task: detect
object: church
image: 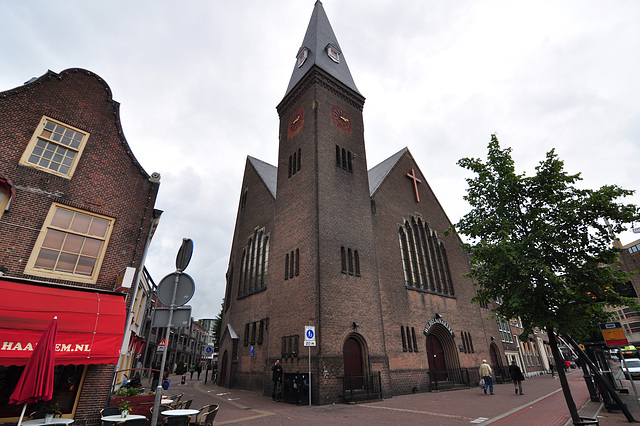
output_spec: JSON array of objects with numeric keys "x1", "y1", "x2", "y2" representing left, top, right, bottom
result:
[{"x1": 218, "y1": 1, "x2": 506, "y2": 404}]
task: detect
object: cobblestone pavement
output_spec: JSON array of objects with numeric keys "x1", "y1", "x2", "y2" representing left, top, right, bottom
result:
[{"x1": 155, "y1": 368, "x2": 640, "y2": 425}]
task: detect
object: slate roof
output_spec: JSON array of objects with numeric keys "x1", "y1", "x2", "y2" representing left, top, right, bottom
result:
[
  {"x1": 368, "y1": 147, "x2": 409, "y2": 196},
  {"x1": 284, "y1": 1, "x2": 360, "y2": 97},
  {"x1": 248, "y1": 156, "x2": 277, "y2": 198},
  {"x1": 248, "y1": 148, "x2": 410, "y2": 200}
]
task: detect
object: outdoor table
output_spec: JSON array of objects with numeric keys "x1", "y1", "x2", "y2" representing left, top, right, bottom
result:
[
  {"x1": 100, "y1": 414, "x2": 147, "y2": 422},
  {"x1": 160, "y1": 409, "x2": 199, "y2": 417},
  {"x1": 21, "y1": 419, "x2": 74, "y2": 426}
]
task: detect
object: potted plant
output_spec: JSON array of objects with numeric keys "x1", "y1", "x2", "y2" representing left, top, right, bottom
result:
[
  {"x1": 37, "y1": 401, "x2": 60, "y2": 424},
  {"x1": 118, "y1": 400, "x2": 132, "y2": 418}
]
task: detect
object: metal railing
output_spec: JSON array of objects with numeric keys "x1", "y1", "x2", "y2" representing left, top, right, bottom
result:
[
  {"x1": 427, "y1": 368, "x2": 471, "y2": 391},
  {"x1": 340, "y1": 372, "x2": 382, "y2": 403}
]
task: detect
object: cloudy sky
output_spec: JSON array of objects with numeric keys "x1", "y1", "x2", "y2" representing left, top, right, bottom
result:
[{"x1": 2, "y1": 1, "x2": 639, "y2": 319}]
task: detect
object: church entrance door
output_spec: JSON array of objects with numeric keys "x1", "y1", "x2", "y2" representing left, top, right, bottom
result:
[
  {"x1": 220, "y1": 350, "x2": 228, "y2": 387},
  {"x1": 343, "y1": 337, "x2": 363, "y2": 388},
  {"x1": 426, "y1": 334, "x2": 447, "y2": 381}
]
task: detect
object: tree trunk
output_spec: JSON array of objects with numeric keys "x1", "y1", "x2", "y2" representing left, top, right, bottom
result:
[{"x1": 548, "y1": 328, "x2": 580, "y2": 424}]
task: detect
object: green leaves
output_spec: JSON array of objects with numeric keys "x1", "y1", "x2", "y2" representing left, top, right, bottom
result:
[{"x1": 454, "y1": 134, "x2": 640, "y2": 337}]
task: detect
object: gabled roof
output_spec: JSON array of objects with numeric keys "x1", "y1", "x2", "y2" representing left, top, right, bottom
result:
[
  {"x1": 284, "y1": 1, "x2": 360, "y2": 97},
  {"x1": 248, "y1": 156, "x2": 277, "y2": 198},
  {"x1": 368, "y1": 147, "x2": 409, "y2": 196}
]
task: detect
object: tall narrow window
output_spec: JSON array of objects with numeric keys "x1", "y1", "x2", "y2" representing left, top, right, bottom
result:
[
  {"x1": 406, "y1": 326, "x2": 413, "y2": 352},
  {"x1": 258, "y1": 320, "x2": 264, "y2": 344},
  {"x1": 285, "y1": 253, "x2": 290, "y2": 280},
  {"x1": 295, "y1": 248, "x2": 300, "y2": 276},
  {"x1": 238, "y1": 228, "x2": 269, "y2": 296},
  {"x1": 348, "y1": 248, "x2": 353, "y2": 275},
  {"x1": 401, "y1": 326, "x2": 407, "y2": 352},
  {"x1": 354, "y1": 250, "x2": 360, "y2": 276},
  {"x1": 297, "y1": 148, "x2": 301, "y2": 172},
  {"x1": 341, "y1": 148, "x2": 347, "y2": 169},
  {"x1": 336, "y1": 145, "x2": 341, "y2": 167},
  {"x1": 347, "y1": 151, "x2": 353, "y2": 173},
  {"x1": 411, "y1": 327, "x2": 418, "y2": 352},
  {"x1": 289, "y1": 251, "x2": 295, "y2": 279}
]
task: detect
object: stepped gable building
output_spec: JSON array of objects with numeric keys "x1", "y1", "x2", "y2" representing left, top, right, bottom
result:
[
  {"x1": 218, "y1": 2, "x2": 505, "y2": 404},
  {"x1": 0, "y1": 68, "x2": 161, "y2": 424}
]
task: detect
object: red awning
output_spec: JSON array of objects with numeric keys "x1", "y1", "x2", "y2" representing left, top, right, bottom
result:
[{"x1": 0, "y1": 281, "x2": 126, "y2": 366}]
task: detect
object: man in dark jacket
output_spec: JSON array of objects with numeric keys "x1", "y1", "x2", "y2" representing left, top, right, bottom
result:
[
  {"x1": 272, "y1": 359, "x2": 283, "y2": 401},
  {"x1": 509, "y1": 359, "x2": 525, "y2": 395}
]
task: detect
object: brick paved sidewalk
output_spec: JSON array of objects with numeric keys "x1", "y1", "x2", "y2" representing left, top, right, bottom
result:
[{"x1": 158, "y1": 369, "x2": 640, "y2": 425}]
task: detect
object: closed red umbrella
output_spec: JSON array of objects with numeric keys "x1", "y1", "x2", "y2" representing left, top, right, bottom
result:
[{"x1": 10, "y1": 316, "x2": 57, "y2": 425}]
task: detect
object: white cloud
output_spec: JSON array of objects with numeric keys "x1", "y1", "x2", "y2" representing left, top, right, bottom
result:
[{"x1": 2, "y1": 0, "x2": 639, "y2": 318}]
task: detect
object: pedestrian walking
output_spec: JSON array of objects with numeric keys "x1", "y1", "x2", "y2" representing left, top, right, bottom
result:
[
  {"x1": 509, "y1": 359, "x2": 525, "y2": 395},
  {"x1": 150, "y1": 364, "x2": 160, "y2": 390},
  {"x1": 189, "y1": 363, "x2": 196, "y2": 379},
  {"x1": 549, "y1": 362, "x2": 555, "y2": 378},
  {"x1": 196, "y1": 362, "x2": 202, "y2": 380},
  {"x1": 479, "y1": 359, "x2": 494, "y2": 395},
  {"x1": 272, "y1": 359, "x2": 283, "y2": 401}
]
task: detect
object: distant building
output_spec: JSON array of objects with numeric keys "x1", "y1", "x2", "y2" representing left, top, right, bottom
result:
[
  {"x1": 218, "y1": 3, "x2": 505, "y2": 404},
  {"x1": 0, "y1": 69, "x2": 160, "y2": 424},
  {"x1": 607, "y1": 238, "x2": 640, "y2": 345}
]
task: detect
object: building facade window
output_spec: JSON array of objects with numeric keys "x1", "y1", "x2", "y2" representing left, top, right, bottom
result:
[
  {"x1": 496, "y1": 317, "x2": 514, "y2": 343},
  {"x1": 284, "y1": 249, "x2": 300, "y2": 280},
  {"x1": 401, "y1": 326, "x2": 418, "y2": 353},
  {"x1": 288, "y1": 148, "x2": 301, "y2": 178},
  {"x1": 335, "y1": 145, "x2": 353, "y2": 173},
  {"x1": 24, "y1": 203, "x2": 114, "y2": 283},
  {"x1": 340, "y1": 246, "x2": 360, "y2": 276},
  {"x1": 281, "y1": 335, "x2": 299, "y2": 359},
  {"x1": 19, "y1": 116, "x2": 89, "y2": 179},
  {"x1": 238, "y1": 228, "x2": 269, "y2": 297},
  {"x1": 398, "y1": 216, "x2": 454, "y2": 296}
]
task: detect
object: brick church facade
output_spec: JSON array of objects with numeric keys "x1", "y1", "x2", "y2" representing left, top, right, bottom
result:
[{"x1": 218, "y1": 1, "x2": 505, "y2": 404}]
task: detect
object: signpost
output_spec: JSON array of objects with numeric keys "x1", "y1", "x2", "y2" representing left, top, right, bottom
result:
[
  {"x1": 304, "y1": 326, "x2": 315, "y2": 406},
  {"x1": 151, "y1": 238, "x2": 195, "y2": 426},
  {"x1": 601, "y1": 322, "x2": 628, "y2": 347}
]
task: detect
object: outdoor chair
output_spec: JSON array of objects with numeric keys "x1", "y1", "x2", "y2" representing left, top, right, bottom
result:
[
  {"x1": 190, "y1": 405, "x2": 212, "y2": 425},
  {"x1": 181, "y1": 399, "x2": 193, "y2": 409},
  {"x1": 200, "y1": 406, "x2": 218, "y2": 426},
  {"x1": 163, "y1": 415, "x2": 191, "y2": 426},
  {"x1": 168, "y1": 394, "x2": 183, "y2": 405},
  {"x1": 101, "y1": 406, "x2": 122, "y2": 426}
]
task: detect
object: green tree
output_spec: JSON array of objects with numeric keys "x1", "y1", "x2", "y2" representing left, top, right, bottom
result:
[
  {"x1": 451, "y1": 135, "x2": 639, "y2": 423},
  {"x1": 212, "y1": 299, "x2": 224, "y2": 351}
]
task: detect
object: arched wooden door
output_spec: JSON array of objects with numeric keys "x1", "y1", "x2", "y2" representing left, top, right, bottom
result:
[
  {"x1": 426, "y1": 334, "x2": 447, "y2": 381},
  {"x1": 343, "y1": 337, "x2": 363, "y2": 388},
  {"x1": 490, "y1": 344, "x2": 501, "y2": 377},
  {"x1": 219, "y1": 350, "x2": 228, "y2": 387}
]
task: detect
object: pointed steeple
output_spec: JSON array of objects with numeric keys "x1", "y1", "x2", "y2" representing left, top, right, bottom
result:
[{"x1": 284, "y1": 1, "x2": 360, "y2": 97}]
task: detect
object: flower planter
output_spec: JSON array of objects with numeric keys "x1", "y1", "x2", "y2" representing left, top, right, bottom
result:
[{"x1": 110, "y1": 395, "x2": 155, "y2": 420}]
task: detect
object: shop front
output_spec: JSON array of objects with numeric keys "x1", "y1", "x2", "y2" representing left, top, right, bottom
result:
[{"x1": 0, "y1": 280, "x2": 126, "y2": 422}]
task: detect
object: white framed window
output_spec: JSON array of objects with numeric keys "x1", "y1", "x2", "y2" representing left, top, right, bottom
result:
[
  {"x1": 25, "y1": 203, "x2": 114, "y2": 283},
  {"x1": 19, "y1": 116, "x2": 89, "y2": 179}
]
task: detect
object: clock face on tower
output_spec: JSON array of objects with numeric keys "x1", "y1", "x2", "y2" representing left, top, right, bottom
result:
[
  {"x1": 288, "y1": 107, "x2": 304, "y2": 138},
  {"x1": 332, "y1": 105, "x2": 351, "y2": 130}
]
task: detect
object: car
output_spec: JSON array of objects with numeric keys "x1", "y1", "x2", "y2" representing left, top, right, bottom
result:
[{"x1": 621, "y1": 358, "x2": 640, "y2": 380}]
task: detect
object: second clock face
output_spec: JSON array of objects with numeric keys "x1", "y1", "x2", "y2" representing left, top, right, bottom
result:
[
  {"x1": 288, "y1": 108, "x2": 304, "y2": 138},
  {"x1": 332, "y1": 106, "x2": 351, "y2": 130}
]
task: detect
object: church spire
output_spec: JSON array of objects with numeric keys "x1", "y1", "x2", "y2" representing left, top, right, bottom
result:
[{"x1": 284, "y1": 1, "x2": 360, "y2": 97}]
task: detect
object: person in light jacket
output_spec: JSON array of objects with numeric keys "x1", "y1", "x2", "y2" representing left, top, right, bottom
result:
[{"x1": 479, "y1": 359, "x2": 494, "y2": 395}]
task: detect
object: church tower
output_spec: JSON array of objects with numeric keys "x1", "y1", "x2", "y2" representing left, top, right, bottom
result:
[
  {"x1": 272, "y1": 0, "x2": 387, "y2": 402},
  {"x1": 219, "y1": 1, "x2": 507, "y2": 405}
]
